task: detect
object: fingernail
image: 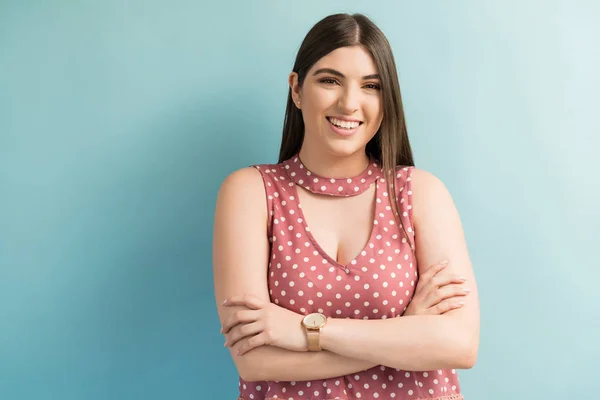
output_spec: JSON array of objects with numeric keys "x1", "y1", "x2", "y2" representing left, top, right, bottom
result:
[
  {"x1": 222, "y1": 299, "x2": 227, "y2": 305},
  {"x1": 224, "y1": 341, "x2": 227, "y2": 347},
  {"x1": 459, "y1": 277, "x2": 467, "y2": 282},
  {"x1": 457, "y1": 301, "x2": 465, "y2": 306},
  {"x1": 440, "y1": 260, "x2": 448, "y2": 266},
  {"x1": 463, "y1": 288, "x2": 471, "y2": 293}
]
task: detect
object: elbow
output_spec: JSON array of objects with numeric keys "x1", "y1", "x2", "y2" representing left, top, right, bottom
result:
[
  {"x1": 457, "y1": 347, "x2": 477, "y2": 369},
  {"x1": 237, "y1": 362, "x2": 262, "y2": 383},
  {"x1": 445, "y1": 317, "x2": 479, "y2": 370},
  {"x1": 239, "y1": 369, "x2": 260, "y2": 383},
  {"x1": 234, "y1": 354, "x2": 265, "y2": 382},
  {"x1": 455, "y1": 336, "x2": 478, "y2": 370}
]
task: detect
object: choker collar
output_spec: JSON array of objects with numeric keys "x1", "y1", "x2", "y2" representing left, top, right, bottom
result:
[{"x1": 282, "y1": 154, "x2": 381, "y2": 197}]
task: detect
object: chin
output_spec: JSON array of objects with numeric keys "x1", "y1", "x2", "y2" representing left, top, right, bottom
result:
[
  {"x1": 322, "y1": 140, "x2": 367, "y2": 158},
  {"x1": 324, "y1": 134, "x2": 374, "y2": 158}
]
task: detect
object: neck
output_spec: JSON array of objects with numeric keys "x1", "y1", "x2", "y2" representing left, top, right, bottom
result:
[{"x1": 298, "y1": 146, "x2": 370, "y2": 179}]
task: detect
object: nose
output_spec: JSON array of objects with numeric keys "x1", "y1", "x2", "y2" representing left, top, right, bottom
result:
[{"x1": 337, "y1": 85, "x2": 360, "y2": 114}]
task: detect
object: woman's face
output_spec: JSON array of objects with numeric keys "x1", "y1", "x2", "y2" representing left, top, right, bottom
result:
[{"x1": 290, "y1": 45, "x2": 384, "y2": 158}]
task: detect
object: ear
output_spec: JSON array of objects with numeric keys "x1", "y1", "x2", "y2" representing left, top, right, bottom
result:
[{"x1": 288, "y1": 72, "x2": 301, "y2": 108}]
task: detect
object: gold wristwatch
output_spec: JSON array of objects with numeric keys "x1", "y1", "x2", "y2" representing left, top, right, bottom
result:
[{"x1": 301, "y1": 313, "x2": 328, "y2": 351}]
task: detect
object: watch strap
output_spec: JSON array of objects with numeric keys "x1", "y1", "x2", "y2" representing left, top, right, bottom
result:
[{"x1": 306, "y1": 328, "x2": 321, "y2": 351}]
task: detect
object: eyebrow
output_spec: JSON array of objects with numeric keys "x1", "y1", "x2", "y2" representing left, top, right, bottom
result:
[{"x1": 312, "y1": 68, "x2": 380, "y2": 80}]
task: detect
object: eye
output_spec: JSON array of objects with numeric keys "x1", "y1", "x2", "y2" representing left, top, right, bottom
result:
[
  {"x1": 319, "y1": 77, "x2": 339, "y2": 85},
  {"x1": 364, "y1": 83, "x2": 381, "y2": 90}
]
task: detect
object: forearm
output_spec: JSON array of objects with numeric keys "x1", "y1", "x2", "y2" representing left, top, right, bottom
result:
[
  {"x1": 320, "y1": 315, "x2": 478, "y2": 371},
  {"x1": 233, "y1": 345, "x2": 377, "y2": 382}
]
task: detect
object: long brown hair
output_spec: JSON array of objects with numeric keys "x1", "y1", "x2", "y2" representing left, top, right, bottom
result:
[{"x1": 278, "y1": 13, "x2": 416, "y2": 249}]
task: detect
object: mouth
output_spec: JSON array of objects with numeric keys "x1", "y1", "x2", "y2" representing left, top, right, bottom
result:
[{"x1": 326, "y1": 117, "x2": 363, "y2": 130}]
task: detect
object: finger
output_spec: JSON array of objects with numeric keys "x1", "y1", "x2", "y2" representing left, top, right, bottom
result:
[
  {"x1": 225, "y1": 321, "x2": 263, "y2": 348},
  {"x1": 221, "y1": 309, "x2": 261, "y2": 334},
  {"x1": 425, "y1": 284, "x2": 470, "y2": 306},
  {"x1": 222, "y1": 294, "x2": 264, "y2": 310},
  {"x1": 430, "y1": 274, "x2": 467, "y2": 289},
  {"x1": 421, "y1": 260, "x2": 448, "y2": 281},
  {"x1": 237, "y1": 330, "x2": 271, "y2": 356},
  {"x1": 413, "y1": 262, "x2": 449, "y2": 295},
  {"x1": 430, "y1": 298, "x2": 466, "y2": 315}
]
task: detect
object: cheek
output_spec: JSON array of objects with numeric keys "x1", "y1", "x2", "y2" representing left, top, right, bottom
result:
[
  {"x1": 365, "y1": 98, "x2": 383, "y2": 128},
  {"x1": 302, "y1": 96, "x2": 334, "y2": 132},
  {"x1": 306, "y1": 87, "x2": 337, "y2": 114},
  {"x1": 363, "y1": 111, "x2": 383, "y2": 141},
  {"x1": 371, "y1": 98, "x2": 384, "y2": 121}
]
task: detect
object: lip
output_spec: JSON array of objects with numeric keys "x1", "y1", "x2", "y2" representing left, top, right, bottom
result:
[
  {"x1": 326, "y1": 117, "x2": 362, "y2": 136},
  {"x1": 327, "y1": 116, "x2": 363, "y2": 123}
]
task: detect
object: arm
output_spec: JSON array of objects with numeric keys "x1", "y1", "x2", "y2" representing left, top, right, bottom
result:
[
  {"x1": 212, "y1": 167, "x2": 376, "y2": 382},
  {"x1": 228, "y1": 345, "x2": 376, "y2": 382},
  {"x1": 319, "y1": 168, "x2": 480, "y2": 371}
]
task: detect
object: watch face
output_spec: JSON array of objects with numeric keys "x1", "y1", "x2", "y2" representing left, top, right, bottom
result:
[{"x1": 303, "y1": 313, "x2": 327, "y2": 328}]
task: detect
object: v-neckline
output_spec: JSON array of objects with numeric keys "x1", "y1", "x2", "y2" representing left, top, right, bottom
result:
[{"x1": 290, "y1": 179, "x2": 381, "y2": 271}]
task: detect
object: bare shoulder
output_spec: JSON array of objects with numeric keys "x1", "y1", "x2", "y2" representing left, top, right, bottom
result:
[
  {"x1": 410, "y1": 167, "x2": 448, "y2": 195},
  {"x1": 215, "y1": 166, "x2": 268, "y2": 215},
  {"x1": 409, "y1": 168, "x2": 456, "y2": 220},
  {"x1": 218, "y1": 166, "x2": 265, "y2": 201}
]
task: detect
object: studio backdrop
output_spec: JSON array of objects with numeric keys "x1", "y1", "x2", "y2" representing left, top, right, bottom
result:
[{"x1": 1, "y1": 1, "x2": 598, "y2": 399}]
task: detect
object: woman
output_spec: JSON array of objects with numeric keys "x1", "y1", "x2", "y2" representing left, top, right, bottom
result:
[{"x1": 213, "y1": 13, "x2": 479, "y2": 400}]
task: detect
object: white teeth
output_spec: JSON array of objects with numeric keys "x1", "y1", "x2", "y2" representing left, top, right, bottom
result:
[{"x1": 329, "y1": 117, "x2": 360, "y2": 129}]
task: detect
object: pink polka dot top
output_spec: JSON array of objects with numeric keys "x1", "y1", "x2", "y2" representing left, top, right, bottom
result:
[{"x1": 237, "y1": 154, "x2": 462, "y2": 400}]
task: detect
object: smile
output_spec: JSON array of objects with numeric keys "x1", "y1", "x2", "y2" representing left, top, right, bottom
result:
[
  {"x1": 327, "y1": 117, "x2": 362, "y2": 129},
  {"x1": 326, "y1": 117, "x2": 363, "y2": 136}
]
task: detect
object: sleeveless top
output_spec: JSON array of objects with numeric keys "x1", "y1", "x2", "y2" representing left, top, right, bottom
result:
[{"x1": 237, "y1": 154, "x2": 462, "y2": 400}]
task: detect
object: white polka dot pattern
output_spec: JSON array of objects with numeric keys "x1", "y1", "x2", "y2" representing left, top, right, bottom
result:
[{"x1": 237, "y1": 156, "x2": 462, "y2": 400}]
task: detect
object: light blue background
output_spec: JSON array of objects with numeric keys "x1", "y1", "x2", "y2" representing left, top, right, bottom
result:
[{"x1": 1, "y1": 1, "x2": 599, "y2": 399}]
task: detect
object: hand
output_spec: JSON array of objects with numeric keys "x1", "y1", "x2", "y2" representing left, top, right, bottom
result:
[
  {"x1": 404, "y1": 260, "x2": 470, "y2": 316},
  {"x1": 221, "y1": 294, "x2": 308, "y2": 355}
]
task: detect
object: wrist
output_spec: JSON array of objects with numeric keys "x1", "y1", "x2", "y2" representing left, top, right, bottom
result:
[
  {"x1": 299, "y1": 315, "x2": 309, "y2": 351},
  {"x1": 319, "y1": 317, "x2": 337, "y2": 350},
  {"x1": 301, "y1": 313, "x2": 330, "y2": 352}
]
